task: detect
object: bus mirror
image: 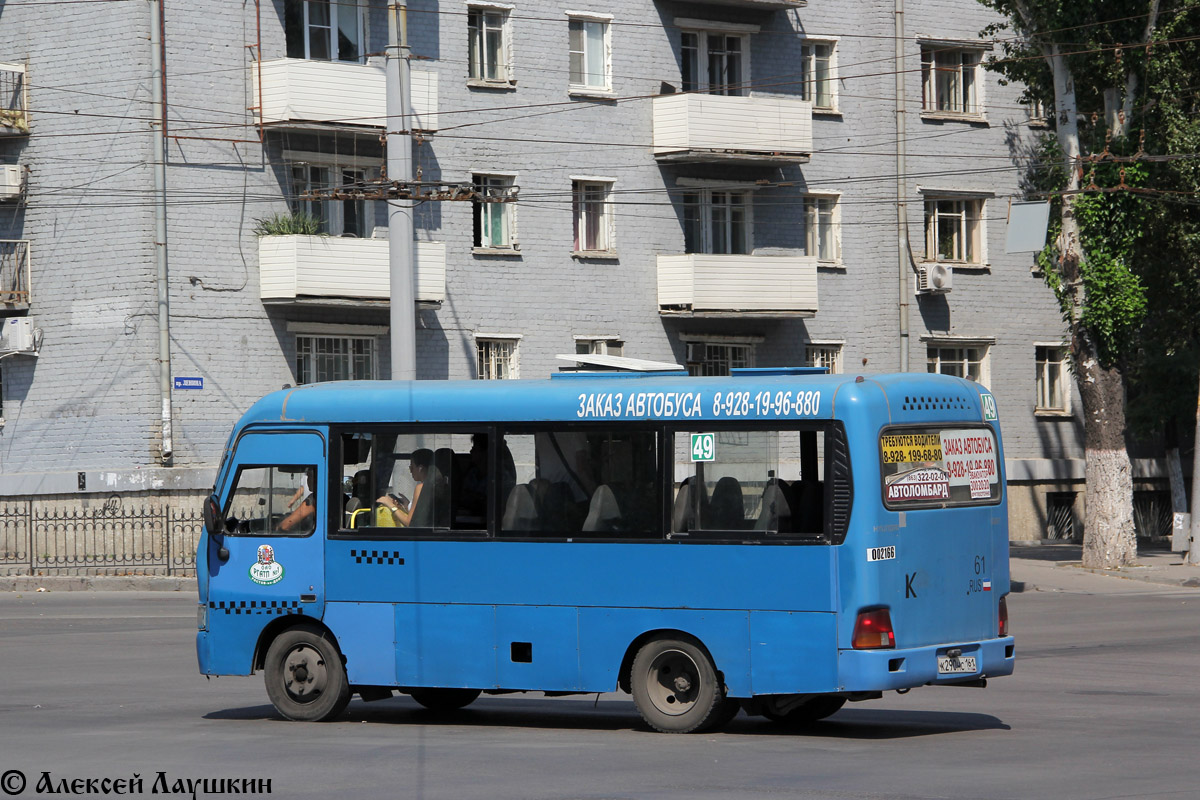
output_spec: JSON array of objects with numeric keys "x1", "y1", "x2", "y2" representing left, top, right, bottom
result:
[{"x1": 203, "y1": 494, "x2": 224, "y2": 537}]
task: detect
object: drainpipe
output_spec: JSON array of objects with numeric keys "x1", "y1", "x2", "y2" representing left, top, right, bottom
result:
[
  {"x1": 150, "y1": 0, "x2": 173, "y2": 463},
  {"x1": 386, "y1": 0, "x2": 416, "y2": 380},
  {"x1": 895, "y1": 0, "x2": 910, "y2": 372}
]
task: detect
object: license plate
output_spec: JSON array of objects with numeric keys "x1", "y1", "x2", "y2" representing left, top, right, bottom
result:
[{"x1": 937, "y1": 656, "x2": 977, "y2": 674}]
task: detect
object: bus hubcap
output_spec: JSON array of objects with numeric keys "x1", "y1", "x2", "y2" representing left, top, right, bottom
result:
[
  {"x1": 283, "y1": 644, "x2": 328, "y2": 702},
  {"x1": 645, "y1": 649, "x2": 701, "y2": 716}
]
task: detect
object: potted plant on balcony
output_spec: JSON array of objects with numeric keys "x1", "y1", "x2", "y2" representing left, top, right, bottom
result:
[{"x1": 252, "y1": 212, "x2": 324, "y2": 237}]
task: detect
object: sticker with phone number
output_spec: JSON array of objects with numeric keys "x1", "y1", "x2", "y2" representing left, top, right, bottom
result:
[{"x1": 880, "y1": 433, "x2": 944, "y2": 464}]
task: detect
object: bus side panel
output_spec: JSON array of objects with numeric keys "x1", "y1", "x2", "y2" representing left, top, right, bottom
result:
[
  {"x1": 395, "y1": 603, "x2": 498, "y2": 688},
  {"x1": 748, "y1": 611, "x2": 838, "y2": 695},
  {"x1": 577, "y1": 608, "x2": 752, "y2": 697},
  {"x1": 323, "y1": 601, "x2": 396, "y2": 686},
  {"x1": 494, "y1": 605, "x2": 581, "y2": 690}
]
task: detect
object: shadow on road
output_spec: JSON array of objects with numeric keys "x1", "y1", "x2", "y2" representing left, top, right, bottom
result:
[{"x1": 204, "y1": 698, "x2": 1009, "y2": 738}]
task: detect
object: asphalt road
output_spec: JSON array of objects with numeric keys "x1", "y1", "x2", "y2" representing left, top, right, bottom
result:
[{"x1": 1, "y1": 584, "x2": 1198, "y2": 800}]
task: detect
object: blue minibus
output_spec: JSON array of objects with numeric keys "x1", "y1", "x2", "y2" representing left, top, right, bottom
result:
[{"x1": 196, "y1": 367, "x2": 1013, "y2": 732}]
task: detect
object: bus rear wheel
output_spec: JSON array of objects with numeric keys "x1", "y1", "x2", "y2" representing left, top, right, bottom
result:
[
  {"x1": 630, "y1": 638, "x2": 732, "y2": 733},
  {"x1": 263, "y1": 625, "x2": 351, "y2": 722},
  {"x1": 763, "y1": 695, "x2": 846, "y2": 725},
  {"x1": 407, "y1": 688, "x2": 481, "y2": 712}
]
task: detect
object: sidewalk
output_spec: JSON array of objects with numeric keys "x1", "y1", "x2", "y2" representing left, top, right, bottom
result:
[{"x1": 1011, "y1": 541, "x2": 1200, "y2": 594}]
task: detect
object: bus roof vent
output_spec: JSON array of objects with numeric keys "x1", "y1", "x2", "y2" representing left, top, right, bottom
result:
[
  {"x1": 553, "y1": 353, "x2": 688, "y2": 378},
  {"x1": 729, "y1": 367, "x2": 828, "y2": 377},
  {"x1": 900, "y1": 394, "x2": 971, "y2": 412}
]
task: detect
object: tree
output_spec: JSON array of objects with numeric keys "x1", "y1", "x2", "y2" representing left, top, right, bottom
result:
[{"x1": 977, "y1": 0, "x2": 1182, "y2": 568}]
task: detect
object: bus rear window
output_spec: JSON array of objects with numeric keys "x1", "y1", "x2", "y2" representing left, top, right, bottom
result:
[{"x1": 880, "y1": 426, "x2": 1000, "y2": 509}]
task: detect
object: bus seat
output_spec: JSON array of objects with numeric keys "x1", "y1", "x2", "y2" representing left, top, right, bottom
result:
[
  {"x1": 708, "y1": 476, "x2": 745, "y2": 530},
  {"x1": 423, "y1": 466, "x2": 451, "y2": 528},
  {"x1": 794, "y1": 479, "x2": 824, "y2": 533},
  {"x1": 672, "y1": 476, "x2": 710, "y2": 532},
  {"x1": 582, "y1": 484, "x2": 621, "y2": 532},
  {"x1": 344, "y1": 496, "x2": 363, "y2": 528},
  {"x1": 502, "y1": 484, "x2": 540, "y2": 531},
  {"x1": 348, "y1": 506, "x2": 372, "y2": 529},
  {"x1": 754, "y1": 481, "x2": 792, "y2": 532}
]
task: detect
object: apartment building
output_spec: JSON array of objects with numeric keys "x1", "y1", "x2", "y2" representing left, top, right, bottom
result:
[{"x1": 0, "y1": 0, "x2": 1141, "y2": 557}]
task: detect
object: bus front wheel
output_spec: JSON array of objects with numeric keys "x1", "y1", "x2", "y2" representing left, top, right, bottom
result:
[
  {"x1": 630, "y1": 638, "x2": 735, "y2": 733},
  {"x1": 263, "y1": 625, "x2": 351, "y2": 722}
]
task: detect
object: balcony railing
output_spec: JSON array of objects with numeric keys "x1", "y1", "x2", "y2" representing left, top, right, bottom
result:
[
  {"x1": 653, "y1": 93, "x2": 812, "y2": 163},
  {"x1": 0, "y1": 240, "x2": 30, "y2": 310},
  {"x1": 256, "y1": 58, "x2": 438, "y2": 131},
  {"x1": 657, "y1": 253, "x2": 818, "y2": 316},
  {"x1": 259, "y1": 235, "x2": 445, "y2": 305},
  {"x1": 0, "y1": 64, "x2": 29, "y2": 136},
  {"x1": 681, "y1": 0, "x2": 806, "y2": 9}
]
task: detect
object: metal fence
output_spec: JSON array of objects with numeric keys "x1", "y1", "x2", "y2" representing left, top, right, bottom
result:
[{"x1": 0, "y1": 501, "x2": 201, "y2": 576}]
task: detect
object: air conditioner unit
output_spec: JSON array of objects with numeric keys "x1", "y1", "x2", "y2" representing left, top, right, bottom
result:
[
  {"x1": 0, "y1": 165, "x2": 23, "y2": 201},
  {"x1": 916, "y1": 263, "x2": 953, "y2": 294},
  {"x1": 0, "y1": 317, "x2": 37, "y2": 354}
]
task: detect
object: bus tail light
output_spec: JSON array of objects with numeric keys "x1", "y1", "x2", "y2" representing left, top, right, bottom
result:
[
  {"x1": 852, "y1": 608, "x2": 895, "y2": 649},
  {"x1": 999, "y1": 595, "x2": 1009, "y2": 637}
]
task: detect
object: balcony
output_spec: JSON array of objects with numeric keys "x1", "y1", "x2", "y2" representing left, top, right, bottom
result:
[
  {"x1": 256, "y1": 58, "x2": 438, "y2": 131},
  {"x1": 0, "y1": 240, "x2": 30, "y2": 311},
  {"x1": 0, "y1": 64, "x2": 29, "y2": 136},
  {"x1": 657, "y1": 253, "x2": 818, "y2": 316},
  {"x1": 652, "y1": 93, "x2": 812, "y2": 163},
  {"x1": 259, "y1": 235, "x2": 445, "y2": 306},
  {"x1": 679, "y1": 0, "x2": 806, "y2": 9}
]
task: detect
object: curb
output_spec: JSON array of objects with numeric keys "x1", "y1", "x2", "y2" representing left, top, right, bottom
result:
[
  {"x1": 1, "y1": 576, "x2": 197, "y2": 592},
  {"x1": 1052, "y1": 561, "x2": 1200, "y2": 589}
]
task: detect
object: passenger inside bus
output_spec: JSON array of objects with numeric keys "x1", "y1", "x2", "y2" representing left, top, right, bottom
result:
[{"x1": 377, "y1": 448, "x2": 436, "y2": 527}]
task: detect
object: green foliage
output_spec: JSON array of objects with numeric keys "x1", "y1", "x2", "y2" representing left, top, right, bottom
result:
[{"x1": 252, "y1": 212, "x2": 324, "y2": 237}]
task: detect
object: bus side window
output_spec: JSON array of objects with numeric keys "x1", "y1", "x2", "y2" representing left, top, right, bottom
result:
[{"x1": 226, "y1": 465, "x2": 317, "y2": 536}]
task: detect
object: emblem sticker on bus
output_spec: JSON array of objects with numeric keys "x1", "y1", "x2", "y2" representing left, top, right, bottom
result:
[
  {"x1": 867, "y1": 546, "x2": 896, "y2": 562},
  {"x1": 249, "y1": 544, "x2": 285, "y2": 586}
]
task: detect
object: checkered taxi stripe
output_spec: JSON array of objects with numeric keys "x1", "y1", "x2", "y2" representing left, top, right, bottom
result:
[
  {"x1": 350, "y1": 549, "x2": 405, "y2": 565},
  {"x1": 209, "y1": 600, "x2": 303, "y2": 616}
]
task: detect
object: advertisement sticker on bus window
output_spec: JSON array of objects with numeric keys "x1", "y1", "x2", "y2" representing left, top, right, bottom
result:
[
  {"x1": 885, "y1": 467, "x2": 950, "y2": 502},
  {"x1": 969, "y1": 468, "x2": 991, "y2": 499},
  {"x1": 939, "y1": 429, "x2": 999, "y2": 489},
  {"x1": 880, "y1": 433, "x2": 943, "y2": 465}
]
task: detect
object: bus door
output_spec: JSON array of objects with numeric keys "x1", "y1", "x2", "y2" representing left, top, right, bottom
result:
[
  {"x1": 205, "y1": 430, "x2": 327, "y2": 675},
  {"x1": 878, "y1": 424, "x2": 1004, "y2": 647}
]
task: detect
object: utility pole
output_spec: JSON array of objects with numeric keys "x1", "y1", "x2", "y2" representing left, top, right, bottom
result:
[
  {"x1": 894, "y1": 0, "x2": 909, "y2": 372},
  {"x1": 150, "y1": 0, "x2": 173, "y2": 464},
  {"x1": 1189, "y1": 374, "x2": 1200, "y2": 565},
  {"x1": 386, "y1": 0, "x2": 416, "y2": 381}
]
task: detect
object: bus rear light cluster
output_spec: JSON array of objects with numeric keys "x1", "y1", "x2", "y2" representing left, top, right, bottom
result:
[
  {"x1": 999, "y1": 594, "x2": 1009, "y2": 637},
  {"x1": 852, "y1": 607, "x2": 895, "y2": 649}
]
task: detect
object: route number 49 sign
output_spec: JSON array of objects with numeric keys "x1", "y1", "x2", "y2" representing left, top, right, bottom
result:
[{"x1": 691, "y1": 433, "x2": 716, "y2": 462}]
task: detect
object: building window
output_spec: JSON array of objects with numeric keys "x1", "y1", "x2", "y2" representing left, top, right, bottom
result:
[
  {"x1": 575, "y1": 337, "x2": 623, "y2": 357},
  {"x1": 921, "y1": 46, "x2": 982, "y2": 115},
  {"x1": 683, "y1": 189, "x2": 750, "y2": 255},
  {"x1": 1036, "y1": 345, "x2": 1069, "y2": 413},
  {"x1": 924, "y1": 197, "x2": 983, "y2": 263},
  {"x1": 477, "y1": 338, "x2": 518, "y2": 379},
  {"x1": 568, "y1": 16, "x2": 610, "y2": 90},
  {"x1": 804, "y1": 343, "x2": 842, "y2": 374},
  {"x1": 296, "y1": 335, "x2": 376, "y2": 384},
  {"x1": 472, "y1": 174, "x2": 516, "y2": 249},
  {"x1": 284, "y1": 0, "x2": 363, "y2": 63},
  {"x1": 289, "y1": 162, "x2": 372, "y2": 237},
  {"x1": 572, "y1": 180, "x2": 613, "y2": 253},
  {"x1": 468, "y1": 7, "x2": 511, "y2": 83},
  {"x1": 803, "y1": 196, "x2": 839, "y2": 262},
  {"x1": 685, "y1": 341, "x2": 754, "y2": 376},
  {"x1": 800, "y1": 41, "x2": 836, "y2": 110},
  {"x1": 927, "y1": 344, "x2": 988, "y2": 385},
  {"x1": 681, "y1": 30, "x2": 747, "y2": 95}
]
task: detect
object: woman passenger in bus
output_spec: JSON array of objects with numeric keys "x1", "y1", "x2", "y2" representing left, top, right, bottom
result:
[{"x1": 377, "y1": 448, "x2": 435, "y2": 527}]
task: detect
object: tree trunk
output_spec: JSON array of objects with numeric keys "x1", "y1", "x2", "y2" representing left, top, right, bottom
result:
[{"x1": 1076, "y1": 342, "x2": 1138, "y2": 568}]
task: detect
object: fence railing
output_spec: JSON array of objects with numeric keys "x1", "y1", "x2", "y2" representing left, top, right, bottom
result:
[
  {"x1": 0, "y1": 240, "x2": 30, "y2": 306},
  {"x1": 0, "y1": 501, "x2": 201, "y2": 576}
]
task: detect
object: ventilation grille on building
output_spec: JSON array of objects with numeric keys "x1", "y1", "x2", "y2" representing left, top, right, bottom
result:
[{"x1": 1046, "y1": 492, "x2": 1076, "y2": 540}]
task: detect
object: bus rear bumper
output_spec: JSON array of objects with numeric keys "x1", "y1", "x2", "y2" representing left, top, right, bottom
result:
[{"x1": 838, "y1": 636, "x2": 1014, "y2": 691}]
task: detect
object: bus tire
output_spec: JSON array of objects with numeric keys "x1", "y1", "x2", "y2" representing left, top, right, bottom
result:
[
  {"x1": 764, "y1": 695, "x2": 846, "y2": 725},
  {"x1": 630, "y1": 637, "x2": 729, "y2": 734},
  {"x1": 407, "y1": 688, "x2": 481, "y2": 712},
  {"x1": 263, "y1": 625, "x2": 351, "y2": 722}
]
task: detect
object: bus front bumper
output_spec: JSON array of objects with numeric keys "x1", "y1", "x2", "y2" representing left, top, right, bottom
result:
[{"x1": 838, "y1": 636, "x2": 1014, "y2": 691}]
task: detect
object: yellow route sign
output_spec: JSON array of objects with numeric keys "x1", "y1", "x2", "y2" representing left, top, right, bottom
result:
[{"x1": 880, "y1": 433, "x2": 943, "y2": 465}]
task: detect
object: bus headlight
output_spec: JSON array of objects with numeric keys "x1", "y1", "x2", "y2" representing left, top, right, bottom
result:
[{"x1": 197, "y1": 603, "x2": 208, "y2": 631}]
